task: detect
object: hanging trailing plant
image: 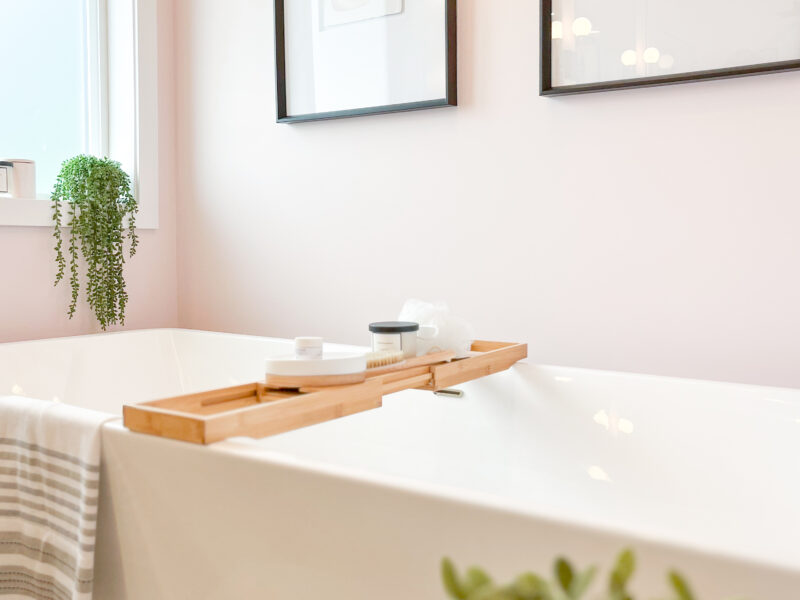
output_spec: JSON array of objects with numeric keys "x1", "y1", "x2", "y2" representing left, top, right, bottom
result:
[{"x1": 52, "y1": 155, "x2": 139, "y2": 330}]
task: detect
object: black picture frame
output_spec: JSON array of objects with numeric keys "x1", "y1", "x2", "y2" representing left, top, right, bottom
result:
[
  {"x1": 540, "y1": 0, "x2": 800, "y2": 96},
  {"x1": 275, "y1": 0, "x2": 457, "y2": 123}
]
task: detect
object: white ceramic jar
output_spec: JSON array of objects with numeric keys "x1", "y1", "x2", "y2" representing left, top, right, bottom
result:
[
  {"x1": 294, "y1": 337, "x2": 324, "y2": 359},
  {"x1": 0, "y1": 163, "x2": 9, "y2": 195},
  {"x1": 369, "y1": 322, "x2": 419, "y2": 359},
  {"x1": 0, "y1": 159, "x2": 36, "y2": 199}
]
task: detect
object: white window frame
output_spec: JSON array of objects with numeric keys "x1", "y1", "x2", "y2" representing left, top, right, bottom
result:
[
  {"x1": 0, "y1": 0, "x2": 159, "y2": 229},
  {"x1": 87, "y1": 0, "x2": 110, "y2": 160}
]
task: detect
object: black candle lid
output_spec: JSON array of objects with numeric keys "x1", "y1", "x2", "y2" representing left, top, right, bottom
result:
[{"x1": 369, "y1": 321, "x2": 419, "y2": 334}]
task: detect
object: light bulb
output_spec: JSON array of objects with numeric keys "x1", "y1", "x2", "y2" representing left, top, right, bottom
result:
[
  {"x1": 572, "y1": 17, "x2": 592, "y2": 37},
  {"x1": 658, "y1": 54, "x2": 675, "y2": 69},
  {"x1": 620, "y1": 49, "x2": 637, "y2": 66},
  {"x1": 643, "y1": 47, "x2": 660, "y2": 64},
  {"x1": 552, "y1": 20, "x2": 563, "y2": 39}
]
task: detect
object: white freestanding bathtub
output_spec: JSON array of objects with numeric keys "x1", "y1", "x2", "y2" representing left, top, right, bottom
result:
[{"x1": 1, "y1": 328, "x2": 799, "y2": 599}]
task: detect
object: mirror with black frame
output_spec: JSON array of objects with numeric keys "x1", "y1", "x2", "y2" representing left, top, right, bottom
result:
[{"x1": 541, "y1": 0, "x2": 800, "y2": 95}]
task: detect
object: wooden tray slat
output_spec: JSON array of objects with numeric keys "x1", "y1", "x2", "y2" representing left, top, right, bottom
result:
[
  {"x1": 123, "y1": 340, "x2": 526, "y2": 444},
  {"x1": 428, "y1": 342, "x2": 528, "y2": 390},
  {"x1": 202, "y1": 380, "x2": 383, "y2": 444}
]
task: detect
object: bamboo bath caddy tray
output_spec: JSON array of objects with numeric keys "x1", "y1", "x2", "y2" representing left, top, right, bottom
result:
[{"x1": 123, "y1": 340, "x2": 527, "y2": 445}]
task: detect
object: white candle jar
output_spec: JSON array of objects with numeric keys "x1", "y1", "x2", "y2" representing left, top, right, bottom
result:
[{"x1": 369, "y1": 321, "x2": 419, "y2": 359}]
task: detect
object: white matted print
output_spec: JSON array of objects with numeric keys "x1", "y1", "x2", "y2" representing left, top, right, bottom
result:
[
  {"x1": 321, "y1": 0, "x2": 403, "y2": 28},
  {"x1": 282, "y1": 0, "x2": 451, "y2": 119}
]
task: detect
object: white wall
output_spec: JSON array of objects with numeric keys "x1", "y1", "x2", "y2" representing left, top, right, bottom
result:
[
  {"x1": 175, "y1": 0, "x2": 800, "y2": 388},
  {"x1": 0, "y1": 0, "x2": 178, "y2": 342}
]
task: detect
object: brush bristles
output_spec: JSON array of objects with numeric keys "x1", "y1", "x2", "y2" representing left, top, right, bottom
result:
[{"x1": 365, "y1": 350, "x2": 405, "y2": 369}]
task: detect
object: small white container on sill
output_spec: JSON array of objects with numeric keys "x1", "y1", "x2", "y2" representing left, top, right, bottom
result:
[
  {"x1": 369, "y1": 321, "x2": 419, "y2": 359},
  {"x1": 0, "y1": 163, "x2": 9, "y2": 194},
  {"x1": 0, "y1": 159, "x2": 36, "y2": 199}
]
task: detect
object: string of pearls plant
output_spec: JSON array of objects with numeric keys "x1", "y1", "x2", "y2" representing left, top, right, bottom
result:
[{"x1": 52, "y1": 155, "x2": 138, "y2": 330}]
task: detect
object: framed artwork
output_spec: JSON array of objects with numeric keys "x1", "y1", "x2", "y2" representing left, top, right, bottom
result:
[
  {"x1": 275, "y1": 0, "x2": 457, "y2": 123},
  {"x1": 541, "y1": 0, "x2": 800, "y2": 95}
]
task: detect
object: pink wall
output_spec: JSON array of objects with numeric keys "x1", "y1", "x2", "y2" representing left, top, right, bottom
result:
[
  {"x1": 173, "y1": 0, "x2": 800, "y2": 388},
  {"x1": 5, "y1": 1, "x2": 798, "y2": 389},
  {"x1": 0, "y1": 0, "x2": 178, "y2": 343}
]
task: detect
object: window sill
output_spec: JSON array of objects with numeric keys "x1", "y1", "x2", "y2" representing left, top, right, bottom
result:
[
  {"x1": 0, "y1": 196, "x2": 158, "y2": 229},
  {"x1": 0, "y1": 197, "x2": 57, "y2": 228}
]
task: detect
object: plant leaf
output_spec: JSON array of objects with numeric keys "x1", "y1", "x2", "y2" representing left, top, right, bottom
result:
[
  {"x1": 442, "y1": 558, "x2": 468, "y2": 599},
  {"x1": 514, "y1": 572, "x2": 553, "y2": 600},
  {"x1": 465, "y1": 567, "x2": 493, "y2": 595},
  {"x1": 609, "y1": 549, "x2": 636, "y2": 594},
  {"x1": 668, "y1": 571, "x2": 695, "y2": 600},
  {"x1": 568, "y1": 566, "x2": 597, "y2": 599},
  {"x1": 555, "y1": 557, "x2": 574, "y2": 593},
  {"x1": 472, "y1": 585, "x2": 518, "y2": 600}
]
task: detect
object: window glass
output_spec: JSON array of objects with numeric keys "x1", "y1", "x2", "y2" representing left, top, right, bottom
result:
[{"x1": 0, "y1": 0, "x2": 88, "y2": 199}]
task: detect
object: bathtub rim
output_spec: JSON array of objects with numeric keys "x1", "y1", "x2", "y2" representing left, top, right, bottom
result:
[{"x1": 3, "y1": 327, "x2": 799, "y2": 395}]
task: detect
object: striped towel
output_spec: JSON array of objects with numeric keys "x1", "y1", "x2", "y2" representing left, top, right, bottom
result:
[{"x1": 0, "y1": 396, "x2": 112, "y2": 600}]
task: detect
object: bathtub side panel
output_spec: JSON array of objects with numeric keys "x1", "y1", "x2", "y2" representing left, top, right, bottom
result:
[{"x1": 93, "y1": 425, "x2": 800, "y2": 600}]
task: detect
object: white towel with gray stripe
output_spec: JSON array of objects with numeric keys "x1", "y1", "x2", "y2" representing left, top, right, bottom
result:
[{"x1": 0, "y1": 396, "x2": 112, "y2": 600}]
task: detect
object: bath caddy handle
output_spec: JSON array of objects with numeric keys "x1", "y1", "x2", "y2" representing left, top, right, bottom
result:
[{"x1": 122, "y1": 340, "x2": 527, "y2": 444}]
